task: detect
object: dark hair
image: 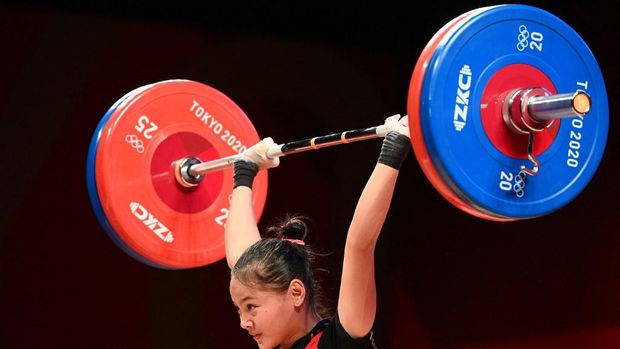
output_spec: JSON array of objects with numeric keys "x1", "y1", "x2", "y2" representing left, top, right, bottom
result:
[{"x1": 231, "y1": 215, "x2": 330, "y2": 318}]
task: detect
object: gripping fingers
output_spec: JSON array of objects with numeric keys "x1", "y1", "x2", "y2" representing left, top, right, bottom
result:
[
  {"x1": 242, "y1": 137, "x2": 280, "y2": 169},
  {"x1": 384, "y1": 114, "x2": 410, "y2": 139}
]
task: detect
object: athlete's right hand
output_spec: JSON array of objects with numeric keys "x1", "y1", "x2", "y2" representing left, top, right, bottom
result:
[{"x1": 383, "y1": 114, "x2": 410, "y2": 139}]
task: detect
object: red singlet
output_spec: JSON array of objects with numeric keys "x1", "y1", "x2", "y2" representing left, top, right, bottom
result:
[{"x1": 305, "y1": 331, "x2": 323, "y2": 349}]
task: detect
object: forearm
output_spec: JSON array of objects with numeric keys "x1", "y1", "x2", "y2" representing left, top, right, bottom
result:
[
  {"x1": 345, "y1": 163, "x2": 398, "y2": 250},
  {"x1": 225, "y1": 186, "x2": 261, "y2": 268},
  {"x1": 224, "y1": 160, "x2": 264, "y2": 269},
  {"x1": 338, "y1": 163, "x2": 398, "y2": 336}
]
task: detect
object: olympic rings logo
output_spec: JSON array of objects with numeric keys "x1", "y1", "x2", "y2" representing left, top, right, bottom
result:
[
  {"x1": 516, "y1": 25, "x2": 530, "y2": 52},
  {"x1": 513, "y1": 171, "x2": 527, "y2": 198},
  {"x1": 125, "y1": 134, "x2": 145, "y2": 153}
]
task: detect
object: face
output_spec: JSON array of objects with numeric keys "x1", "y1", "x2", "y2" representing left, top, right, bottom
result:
[{"x1": 230, "y1": 277, "x2": 302, "y2": 349}]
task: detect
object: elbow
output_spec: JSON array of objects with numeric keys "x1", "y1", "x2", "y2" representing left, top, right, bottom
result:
[
  {"x1": 225, "y1": 249, "x2": 240, "y2": 270},
  {"x1": 346, "y1": 239, "x2": 377, "y2": 254},
  {"x1": 345, "y1": 228, "x2": 380, "y2": 252},
  {"x1": 226, "y1": 259, "x2": 235, "y2": 270}
]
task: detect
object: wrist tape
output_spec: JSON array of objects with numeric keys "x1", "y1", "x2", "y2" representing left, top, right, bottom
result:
[
  {"x1": 233, "y1": 160, "x2": 259, "y2": 189},
  {"x1": 377, "y1": 131, "x2": 410, "y2": 170}
]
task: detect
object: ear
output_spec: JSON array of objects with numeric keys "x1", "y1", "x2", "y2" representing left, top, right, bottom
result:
[{"x1": 288, "y1": 279, "x2": 307, "y2": 308}]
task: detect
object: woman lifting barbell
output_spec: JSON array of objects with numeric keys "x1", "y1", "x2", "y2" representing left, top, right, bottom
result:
[
  {"x1": 87, "y1": 5, "x2": 608, "y2": 274},
  {"x1": 225, "y1": 114, "x2": 410, "y2": 349}
]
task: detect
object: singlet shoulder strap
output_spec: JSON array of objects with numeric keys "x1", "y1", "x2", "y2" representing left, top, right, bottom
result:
[{"x1": 304, "y1": 331, "x2": 323, "y2": 349}]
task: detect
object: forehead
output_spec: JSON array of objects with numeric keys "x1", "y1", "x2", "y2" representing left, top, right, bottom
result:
[
  {"x1": 230, "y1": 277, "x2": 250, "y2": 295},
  {"x1": 230, "y1": 277, "x2": 259, "y2": 303},
  {"x1": 229, "y1": 277, "x2": 283, "y2": 305}
]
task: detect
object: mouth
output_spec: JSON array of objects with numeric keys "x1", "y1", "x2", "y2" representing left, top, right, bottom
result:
[{"x1": 251, "y1": 334, "x2": 262, "y2": 342}]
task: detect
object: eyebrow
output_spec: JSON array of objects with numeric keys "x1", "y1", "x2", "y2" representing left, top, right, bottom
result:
[
  {"x1": 239, "y1": 296, "x2": 255, "y2": 303},
  {"x1": 232, "y1": 295, "x2": 256, "y2": 308}
]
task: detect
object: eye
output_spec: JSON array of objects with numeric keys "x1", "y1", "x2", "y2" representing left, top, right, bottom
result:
[{"x1": 246, "y1": 304, "x2": 256, "y2": 311}]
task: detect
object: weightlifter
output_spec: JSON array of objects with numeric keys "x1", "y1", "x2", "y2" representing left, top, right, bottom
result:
[{"x1": 225, "y1": 115, "x2": 410, "y2": 349}]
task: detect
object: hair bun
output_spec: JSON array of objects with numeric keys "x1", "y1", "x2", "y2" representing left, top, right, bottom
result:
[{"x1": 267, "y1": 215, "x2": 308, "y2": 241}]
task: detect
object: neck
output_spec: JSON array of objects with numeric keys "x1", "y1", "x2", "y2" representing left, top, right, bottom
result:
[{"x1": 280, "y1": 308, "x2": 322, "y2": 349}]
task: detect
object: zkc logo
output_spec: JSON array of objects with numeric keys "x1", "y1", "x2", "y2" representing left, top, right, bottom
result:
[{"x1": 129, "y1": 202, "x2": 174, "y2": 243}]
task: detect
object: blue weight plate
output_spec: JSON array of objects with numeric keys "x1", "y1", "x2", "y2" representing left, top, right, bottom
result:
[
  {"x1": 86, "y1": 82, "x2": 169, "y2": 268},
  {"x1": 407, "y1": 6, "x2": 514, "y2": 221},
  {"x1": 419, "y1": 7, "x2": 523, "y2": 220},
  {"x1": 420, "y1": 4, "x2": 608, "y2": 219}
]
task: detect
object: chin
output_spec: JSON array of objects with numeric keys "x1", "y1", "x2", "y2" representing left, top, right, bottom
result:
[
  {"x1": 256, "y1": 342, "x2": 268, "y2": 349},
  {"x1": 256, "y1": 338, "x2": 275, "y2": 349}
]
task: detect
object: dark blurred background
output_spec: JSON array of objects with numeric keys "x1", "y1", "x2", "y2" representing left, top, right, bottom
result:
[{"x1": 1, "y1": 1, "x2": 618, "y2": 348}]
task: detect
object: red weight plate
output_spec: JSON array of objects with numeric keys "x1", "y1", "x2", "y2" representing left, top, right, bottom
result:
[
  {"x1": 89, "y1": 82, "x2": 169, "y2": 268},
  {"x1": 95, "y1": 80, "x2": 267, "y2": 268},
  {"x1": 407, "y1": 7, "x2": 513, "y2": 221}
]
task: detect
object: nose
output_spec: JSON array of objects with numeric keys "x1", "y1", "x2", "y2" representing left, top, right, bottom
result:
[{"x1": 239, "y1": 315, "x2": 252, "y2": 330}]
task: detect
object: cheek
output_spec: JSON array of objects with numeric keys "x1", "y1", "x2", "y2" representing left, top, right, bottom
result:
[
  {"x1": 260, "y1": 299, "x2": 294, "y2": 330},
  {"x1": 270, "y1": 299, "x2": 296, "y2": 328}
]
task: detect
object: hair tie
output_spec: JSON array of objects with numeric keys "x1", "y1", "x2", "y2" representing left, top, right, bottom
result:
[{"x1": 283, "y1": 238, "x2": 305, "y2": 246}]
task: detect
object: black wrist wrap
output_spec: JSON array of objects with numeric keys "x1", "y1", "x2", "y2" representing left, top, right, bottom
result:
[
  {"x1": 233, "y1": 160, "x2": 259, "y2": 189},
  {"x1": 377, "y1": 131, "x2": 410, "y2": 170}
]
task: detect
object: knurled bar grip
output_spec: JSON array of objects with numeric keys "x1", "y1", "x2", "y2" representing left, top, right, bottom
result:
[{"x1": 187, "y1": 125, "x2": 389, "y2": 177}]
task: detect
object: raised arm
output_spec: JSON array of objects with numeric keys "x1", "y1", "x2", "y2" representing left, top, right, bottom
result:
[
  {"x1": 337, "y1": 115, "x2": 410, "y2": 338},
  {"x1": 224, "y1": 138, "x2": 280, "y2": 269},
  {"x1": 225, "y1": 180, "x2": 261, "y2": 269}
]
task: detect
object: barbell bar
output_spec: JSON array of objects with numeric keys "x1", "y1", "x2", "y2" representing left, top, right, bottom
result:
[
  {"x1": 175, "y1": 87, "x2": 590, "y2": 188},
  {"x1": 175, "y1": 124, "x2": 389, "y2": 187}
]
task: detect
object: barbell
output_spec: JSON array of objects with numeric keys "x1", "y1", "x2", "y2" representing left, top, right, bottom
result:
[{"x1": 87, "y1": 5, "x2": 608, "y2": 268}]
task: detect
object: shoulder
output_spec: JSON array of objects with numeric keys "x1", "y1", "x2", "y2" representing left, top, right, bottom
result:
[{"x1": 318, "y1": 314, "x2": 375, "y2": 348}]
